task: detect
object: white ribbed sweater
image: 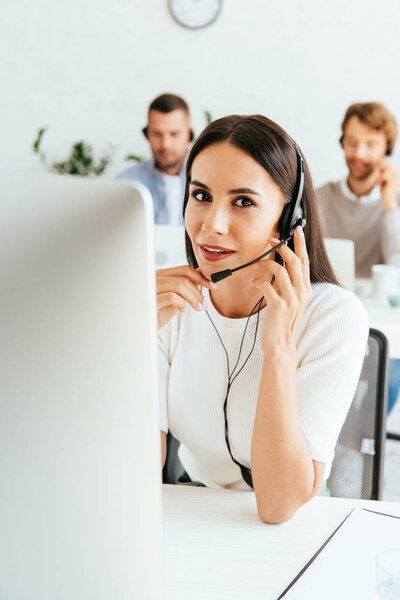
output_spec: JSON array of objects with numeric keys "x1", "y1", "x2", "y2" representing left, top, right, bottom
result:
[{"x1": 158, "y1": 283, "x2": 369, "y2": 490}]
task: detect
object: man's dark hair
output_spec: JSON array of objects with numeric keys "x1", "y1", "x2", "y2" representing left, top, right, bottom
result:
[{"x1": 149, "y1": 93, "x2": 189, "y2": 115}]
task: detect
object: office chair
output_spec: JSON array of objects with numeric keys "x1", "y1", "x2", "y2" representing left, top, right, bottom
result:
[
  {"x1": 327, "y1": 328, "x2": 389, "y2": 500},
  {"x1": 162, "y1": 431, "x2": 184, "y2": 484}
]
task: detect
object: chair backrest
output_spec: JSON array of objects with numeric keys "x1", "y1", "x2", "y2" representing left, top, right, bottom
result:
[
  {"x1": 328, "y1": 328, "x2": 389, "y2": 500},
  {"x1": 162, "y1": 432, "x2": 184, "y2": 484},
  {"x1": 324, "y1": 237, "x2": 355, "y2": 291}
]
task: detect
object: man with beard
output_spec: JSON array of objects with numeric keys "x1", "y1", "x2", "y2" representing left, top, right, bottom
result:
[
  {"x1": 317, "y1": 102, "x2": 400, "y2": 414},
  {"x1": 117, "y1": 93, "x2": 193, "y2": 224},
  {"x1": 316, "y1": 102, "x2": 400, "y2": 278}
]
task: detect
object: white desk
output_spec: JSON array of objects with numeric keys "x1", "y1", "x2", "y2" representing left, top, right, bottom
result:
[
  {"x1": 355, "y1": 280, "x2": 400, "y2": 359},
  {"x1": 163, "y1": 484, "x2": 400, "y2": 600}
]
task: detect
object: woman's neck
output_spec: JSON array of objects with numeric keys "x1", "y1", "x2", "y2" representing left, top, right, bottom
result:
[{"x1": 208, "y1": 275, "x2": 266, "y2": 318}]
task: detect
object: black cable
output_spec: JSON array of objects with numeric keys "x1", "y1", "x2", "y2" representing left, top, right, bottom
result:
[{"x1": 204, "y1": 294, "x2": 265, "y2": 489}]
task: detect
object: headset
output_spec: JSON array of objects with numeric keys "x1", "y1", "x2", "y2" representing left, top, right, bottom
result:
[
  {"x1": 142, "y1": 126, "x2": 194, "y2": 142},
  {"x1": 210, "y1": 145, "x2": 306, "y2": 284}
]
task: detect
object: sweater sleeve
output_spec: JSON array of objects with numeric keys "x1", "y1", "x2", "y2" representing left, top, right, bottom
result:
[
  {"x1": 381, "y1": 202, "x2": 400, "y2": 263},
  {"x1": 296, "y1": 286, "x2": 369, "y2": 472}
]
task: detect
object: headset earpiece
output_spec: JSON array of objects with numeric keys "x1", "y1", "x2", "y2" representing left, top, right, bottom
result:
[
  {"x1": 278, "y1": 146, "x2": 305, "y2": 242},
  {"x1": 189, "y1": 129, "x2": 194, "y2": 142},
  {"x1": 142, "y1": 126, "x2": 148, "y2": 139},
  {"x1": 278, "y1": 203, "x2": 292, "y2": 241}
]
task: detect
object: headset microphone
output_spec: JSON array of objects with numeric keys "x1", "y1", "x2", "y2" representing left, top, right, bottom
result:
[{"x1": 210, "y1": 218, "x2": 306, "y2": 283}]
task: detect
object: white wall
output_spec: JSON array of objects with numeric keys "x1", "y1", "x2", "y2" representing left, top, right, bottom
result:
[{"x1": 1, "y1": 0, "x2": 400, "y2": 186}]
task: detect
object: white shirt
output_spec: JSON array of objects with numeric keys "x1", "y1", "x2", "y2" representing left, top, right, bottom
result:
[
  {"x1": 340, "y1": 178, "x2": 381, "y2": 204},
  {"x1": 158, "y1": 283, "x2": 369, "y2": 489}
]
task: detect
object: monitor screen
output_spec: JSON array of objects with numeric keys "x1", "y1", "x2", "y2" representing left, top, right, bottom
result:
[{"x1": 0, "y1": 171, "x2": 163, "y2": 600}]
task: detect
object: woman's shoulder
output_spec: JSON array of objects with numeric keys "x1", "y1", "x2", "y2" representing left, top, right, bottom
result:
[
  {"x1": 309, "y1": 282, "x2": 368, "y2": 319},
  {"x1": 299, "y1": 282, "x2": 369, "y2": 348}
]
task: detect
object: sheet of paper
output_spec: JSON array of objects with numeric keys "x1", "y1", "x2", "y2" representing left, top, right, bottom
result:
[{"x1": 280, "y1": 508, "x2": 400, "y2": 599}]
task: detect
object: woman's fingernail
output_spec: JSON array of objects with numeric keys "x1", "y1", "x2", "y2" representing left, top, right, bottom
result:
[
  {"x1": 296, "y1": 225, "x2": 304, "y2": 238},
  {"x1": 249, "y1": 278, "x2": 254, "y2": 283},
  {"x1": 209, "y1": 281, "x2": 217, "y2": 289},
  {"x1": 198, "y1": 301, "x2": 207, "y2": 311},
  {"x1": 270, "y1": 238, "x2": 280, "y2": 245}
]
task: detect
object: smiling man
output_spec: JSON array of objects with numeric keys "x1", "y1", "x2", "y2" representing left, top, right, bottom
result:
[
  {"x1": 316, "y1": 102, "x2": 400, "y2": 278},
  {"x1": 317, "y1": 102, "x2": 400, "y2": 415},
  {"x1": 117, "y1": 93, "x2": 193, "y2": 224}
]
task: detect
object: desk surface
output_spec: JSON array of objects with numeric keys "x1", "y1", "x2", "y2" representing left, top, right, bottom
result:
[{"x1": 162, "y1": 484, "x2": 400, "y2": 600}]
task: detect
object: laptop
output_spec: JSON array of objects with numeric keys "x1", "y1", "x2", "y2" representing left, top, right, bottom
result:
[
  {"x1": 0, "y1": 171, "x2": 163, "y2": 599},
  {"x1": 323, "y1": 237, "x2": 355, "y2": 291}
]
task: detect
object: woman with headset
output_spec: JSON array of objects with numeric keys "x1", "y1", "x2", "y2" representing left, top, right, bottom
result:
[{"x1": 156, "y1": 114, "x2": 369, "y2": 524}]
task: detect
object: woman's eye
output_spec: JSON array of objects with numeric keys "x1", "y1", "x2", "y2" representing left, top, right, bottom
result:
[
  {"x1": 191, "y1": 190, "x2": 211, "y2": 202},
  {"x1": 234, "y1": 197, "x2": 254, "y2": 207}
]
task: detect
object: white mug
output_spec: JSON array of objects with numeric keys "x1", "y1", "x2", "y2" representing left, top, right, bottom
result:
[{"x1": 371, "y1": 264, "x2": 397, "y2": 301}]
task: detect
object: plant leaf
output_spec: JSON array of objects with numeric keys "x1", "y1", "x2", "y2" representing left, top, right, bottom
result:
[
  {"x1": 32, "y1": 127, "x2": 47, "y2": 153},
  {"x1": 124, "y1": 153, "x2": 143, "y2": 162}
]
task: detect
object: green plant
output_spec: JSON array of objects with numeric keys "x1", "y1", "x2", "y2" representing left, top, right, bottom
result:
[
  {"x1": 124, "y1": 153, "x2": 143, "y2": 163},
  {"x1": 204, "y1": 109, "x2": 213, "y2": 125},
  {"x1": 32, "y1": 127, "x2": 113, "y2": 176}
]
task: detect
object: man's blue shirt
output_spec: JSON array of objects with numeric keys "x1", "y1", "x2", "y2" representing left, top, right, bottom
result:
[{"x1": 116, "y1": 159, "x2": 186, "y2": 224}]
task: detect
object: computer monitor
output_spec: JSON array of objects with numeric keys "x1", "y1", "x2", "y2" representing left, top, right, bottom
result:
[{"x1": 0, "y1": 171, "x2": 163, "y2": 600}]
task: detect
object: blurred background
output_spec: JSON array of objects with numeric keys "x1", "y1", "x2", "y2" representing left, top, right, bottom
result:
[
  {"x1": 1, "y1": 0, "x2": 399, "y2": 183},
  {"x1": 1, "y1": 0, "x2": 400, "y2": 501}
]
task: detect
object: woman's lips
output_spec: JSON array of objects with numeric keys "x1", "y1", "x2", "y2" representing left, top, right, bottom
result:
[{"x1": 199, "y1": 244, "x2": 236, "y2": 262}]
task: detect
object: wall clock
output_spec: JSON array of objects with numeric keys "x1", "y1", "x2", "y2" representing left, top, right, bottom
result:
[{"x1": 168, "y1": 0, "x2": 222, "y2": 30}]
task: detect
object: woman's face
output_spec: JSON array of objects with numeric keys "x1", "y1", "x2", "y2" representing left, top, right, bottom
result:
[{"x1": 185, "y1": 141, "x2": 285, "y2": 279}]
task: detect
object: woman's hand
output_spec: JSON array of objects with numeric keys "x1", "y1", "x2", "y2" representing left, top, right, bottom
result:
[
  {"x1": 156, "y1": 265, "x2": 216, "y2": 330},
  {"x1": 249, "y1": 226, "x2": 312, "y2": 355}
]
